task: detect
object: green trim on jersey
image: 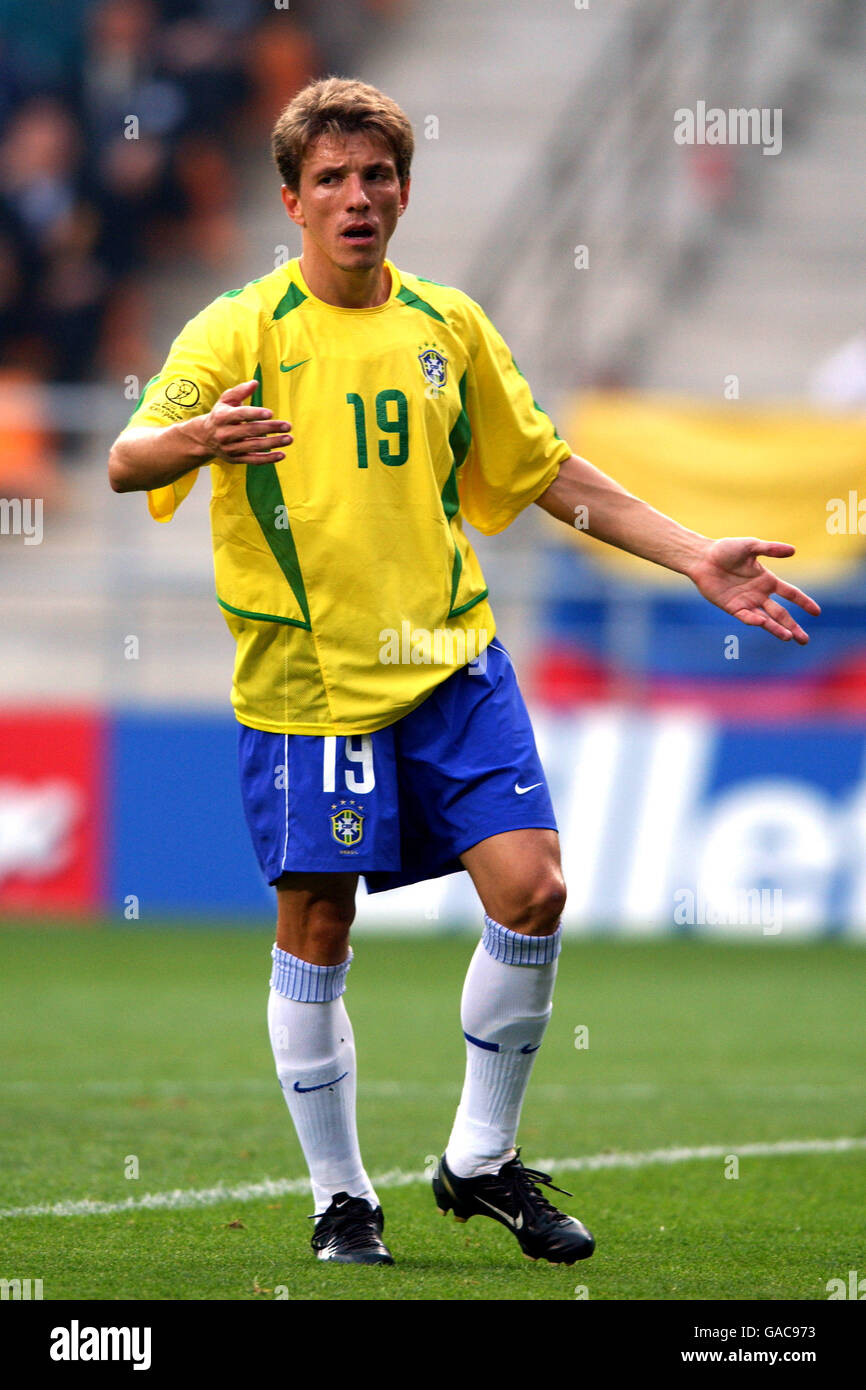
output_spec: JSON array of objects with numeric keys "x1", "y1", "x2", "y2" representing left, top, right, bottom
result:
[
  {"x1": 127, "y1": 374, "x2": 160, "y2": 424},
  {"x1": 449, "y1": 371, "x2": 471, "y2": 469},
  {"x1": 244, "y1": 365, "x2": 312, "y2": 629},
  {"x1": 396, "y1": 285, "x2": 447, "y2": 324},
  {"x1": 510, "y1": 355, "x2": 564, "y2": 441},
  {"x1": 441, "y1": 465, "x2": 462, "y2": 611},
  {"x1": 443, "y1": 372, "x2": 472, "y2": 613},
  {"x1": 222, "y1": 276, "x2": 265, "y2": 299},
  {"x1": 273, "y1": 281, "x2": 307, "y2": 320},
  {"x1": 216, "y1": 596, "x2": 311, "y2": 629},
  {"x1": 449, "y1": 587, "x2": 489, "y2": 618},
  {"x1": 441, "y1": 465, "x2": 460, "y2": 521}
]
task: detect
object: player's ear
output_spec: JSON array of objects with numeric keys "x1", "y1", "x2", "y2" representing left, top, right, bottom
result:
[
  {"x1": 398, "y1": 177, "x2": 410, "y2": 215},
  {"x1": 281, "y1": 184, "x2": 305, "y2": 229}
]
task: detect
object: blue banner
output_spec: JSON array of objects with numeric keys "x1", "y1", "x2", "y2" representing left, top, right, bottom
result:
[{"x1": 101, "y1": 710, "x2": 866, "y2": 938}]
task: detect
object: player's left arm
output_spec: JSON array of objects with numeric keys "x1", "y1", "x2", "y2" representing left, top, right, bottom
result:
[{"x1": 534, "y1": 451, "x2": 821, "y2": 644}]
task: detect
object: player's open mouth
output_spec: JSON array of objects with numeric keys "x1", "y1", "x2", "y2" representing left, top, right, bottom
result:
[{"x1": 342, "y1": 224, "x2": 376, "y2": 243}]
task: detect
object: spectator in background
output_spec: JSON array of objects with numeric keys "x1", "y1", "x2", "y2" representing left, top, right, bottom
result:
[
  {"x1": 84, "y1": 0, "x2": 186, "y2": 275},
  {"x1": 0, "y1": 96, "x2": 81, "y2": 254},
  {"x1": 0, "y1": 95, "x2": 109, "y2": 380},
  {"x1": 0, "y1": 0, "x2": 409, "y2": 386}
]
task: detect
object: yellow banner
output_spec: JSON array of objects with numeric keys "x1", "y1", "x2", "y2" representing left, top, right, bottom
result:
[{"x1": 558, "y1": 392, "x2": 866, "y2": 586}]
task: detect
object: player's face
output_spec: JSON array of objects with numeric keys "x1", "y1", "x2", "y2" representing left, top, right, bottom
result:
[{"x1": 281, "y1": 131, "x2": 409, "y2": 272}]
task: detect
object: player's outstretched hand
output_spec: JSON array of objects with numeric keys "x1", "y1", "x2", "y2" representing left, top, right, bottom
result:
[
  {"x1": 688, "y1": 538, "x2": 821, "y2": 643},
  {"x1": 191, "y1": 380, "x2": 293, "y2": 465}
]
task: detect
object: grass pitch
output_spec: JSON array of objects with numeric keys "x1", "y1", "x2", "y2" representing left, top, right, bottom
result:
[{"x1": 0, "y1": 926, "x2": 864, "y2": 1301}]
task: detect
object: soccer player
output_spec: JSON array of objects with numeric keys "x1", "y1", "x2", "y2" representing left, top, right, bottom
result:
[{"x1": 108, "y1": 77, "x2": 820, "y2": 1267}]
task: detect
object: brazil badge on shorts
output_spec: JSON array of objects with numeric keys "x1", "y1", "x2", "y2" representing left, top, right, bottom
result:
[
  {"x1": 330, "y1": 802, "x2": 365, "y2": 848},
  {"x1": 237, "y1": 726, "x2": 401, "y2": 879}
]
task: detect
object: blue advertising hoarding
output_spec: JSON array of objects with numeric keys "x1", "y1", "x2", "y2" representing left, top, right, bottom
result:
[{"x1": 102, "y1": 709, "x2": 866, "y2": 937}]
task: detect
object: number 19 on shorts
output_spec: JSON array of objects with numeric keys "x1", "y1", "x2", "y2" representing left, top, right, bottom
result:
[{"x1": 322, "y1": 735, "x2": 375, "y2": 793}]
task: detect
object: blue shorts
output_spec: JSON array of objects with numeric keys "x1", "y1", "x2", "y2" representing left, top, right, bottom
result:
[{"x1": 237, "y1": 641, "x2": 557, "y2": 894}]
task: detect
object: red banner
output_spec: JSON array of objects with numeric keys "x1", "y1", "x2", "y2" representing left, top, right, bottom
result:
[{"x1": 0, "y1": 710, "x2": 105, "y2": 915}]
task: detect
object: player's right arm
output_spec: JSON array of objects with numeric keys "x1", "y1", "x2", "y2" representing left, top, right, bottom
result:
[{"x1": 108, "y1": 380, "x2": 293, "y2": 493}]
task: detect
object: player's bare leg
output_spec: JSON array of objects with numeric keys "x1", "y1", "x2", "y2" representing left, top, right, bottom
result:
[
  {"x1": 460, "y1": 827, "x2": 566, "y2": 936},
  {"x1": 275, "y1": 870, "x2": 357, "y2": 962},
  {"x1": 433, "y1": 827, "x2": 594, "y2": 1263},
  {"x1": 269, "y1": 872, "x2": 392, "y2": 1264}
]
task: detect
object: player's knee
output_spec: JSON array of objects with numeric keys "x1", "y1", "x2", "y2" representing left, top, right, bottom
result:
[
  {"x1": 508, "y1": 871, "x2": 567, "y2": 936},
  {"x1": 304, "y1": 899, "x2": 353, "y2": 949},
  {"x1": 276, "y1": 893, "x2": 355, "y2": 959}
]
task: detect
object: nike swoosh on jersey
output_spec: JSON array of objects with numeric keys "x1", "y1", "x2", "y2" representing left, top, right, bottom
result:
[
  {"x1": 520, "y1": 1042, "x2": 541, "y2": 1054},
  {"x1": 514, "y1": 782, "x2": 543, "y2": 795},
  {"x1": 293, "y1": 1071, "x2": 348, "y2": 1093},
  {"x1": 476, "y1": 1196, "x2": 524, "y2": 1230},
  {"x1": 280, "y1": 358, "x2": 311, "y2": 373}
]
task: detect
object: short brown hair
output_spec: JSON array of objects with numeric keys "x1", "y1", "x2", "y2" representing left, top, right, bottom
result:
[{"x1": 271, "y1": 76, "x2": 414, "y2": 192}]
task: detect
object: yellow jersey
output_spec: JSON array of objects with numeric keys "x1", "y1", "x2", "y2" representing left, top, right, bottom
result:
[{"x1": 133, "y1": 257, "x2": 570, "y2": 733}]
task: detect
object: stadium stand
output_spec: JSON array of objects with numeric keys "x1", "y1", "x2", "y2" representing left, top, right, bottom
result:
[{"x1": 0, "y1": 0, "x2": 405, "y2": 386}]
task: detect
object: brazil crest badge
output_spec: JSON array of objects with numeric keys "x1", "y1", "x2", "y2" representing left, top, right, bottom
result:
[
  {"x1": 418, "y1": 348, "x2": 447, "y2": 390},
  {"x1": 331, "y1": 807, "x2": 364, "y2": 848}
]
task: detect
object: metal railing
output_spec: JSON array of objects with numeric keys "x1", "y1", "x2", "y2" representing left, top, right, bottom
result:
[{"x1": 465, "y1": 0, "x2": 843, "y2": 396}]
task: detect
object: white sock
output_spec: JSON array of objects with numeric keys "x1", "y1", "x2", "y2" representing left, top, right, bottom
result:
[
  {"x1": 445, "y1": 915, "x2": 561, "y2": 1178},
  {"x1": 268, "y1": 944, "x2": 378, "y2": 1216}
]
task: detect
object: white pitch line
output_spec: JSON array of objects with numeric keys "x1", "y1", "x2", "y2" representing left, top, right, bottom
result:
[
  {"x1": 3, "y1": 1079, "x2": 863, "y2": 1100},
  {"x1": 0, "y1": 1079, "x2": 658, "y2": 1101},
  {"x1": 1, "y1": 1137, "x2": 863, "y2": 1221}
]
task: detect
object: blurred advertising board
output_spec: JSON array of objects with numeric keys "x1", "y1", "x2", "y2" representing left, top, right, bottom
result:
[
  {"x1": 1, "y1": 708, "x2": 864, "y2": 937},
  {"x1": 0, "y1": 710, "x2": 105, "y2": 915}
]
